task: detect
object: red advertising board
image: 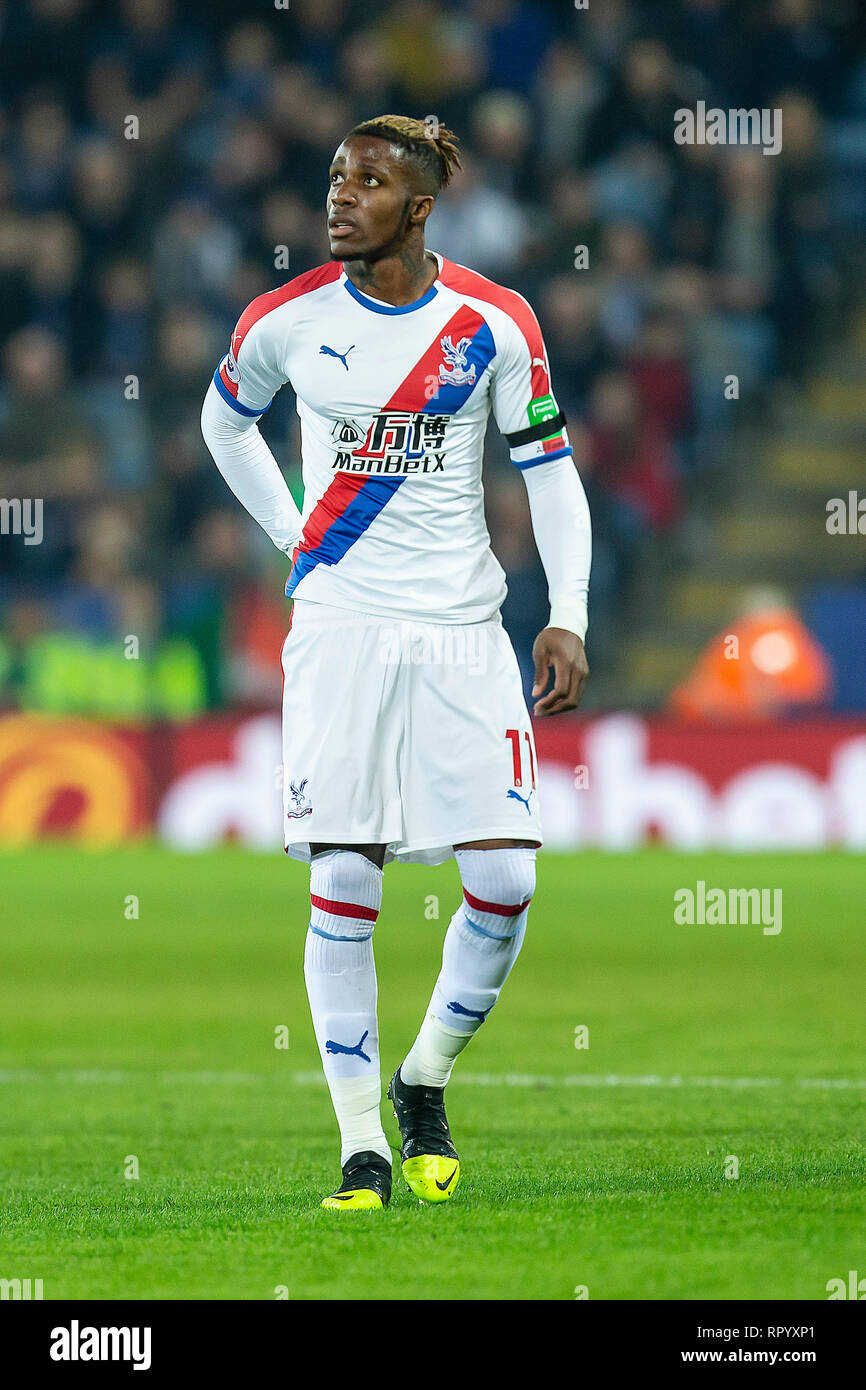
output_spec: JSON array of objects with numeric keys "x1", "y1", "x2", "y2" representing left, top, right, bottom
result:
[{"x1": 1, "y1": 711, "x2": 864, "y2": 851}]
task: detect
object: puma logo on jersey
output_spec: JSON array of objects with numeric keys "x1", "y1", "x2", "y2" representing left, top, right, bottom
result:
[{"x1": 320, "y1": 344, "x2": 356, "y2": 370}]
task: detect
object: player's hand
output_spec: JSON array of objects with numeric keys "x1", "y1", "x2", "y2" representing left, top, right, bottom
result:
[{"x1": 531, "y1": 627, "x2": 589, "y2": 716}]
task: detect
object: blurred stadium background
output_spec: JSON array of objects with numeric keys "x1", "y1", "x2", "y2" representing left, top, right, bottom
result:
[{"x1": 0, "y1": 0, "x2": 864, "y2": 848}]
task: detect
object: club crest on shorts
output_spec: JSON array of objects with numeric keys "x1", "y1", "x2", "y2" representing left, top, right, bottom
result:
[
  {"x1": 286, "y1": 777, "x2": 313, "y2": 818},
  {"x1": 438, "y1": 335, "x2": 476, "y2": 388}
]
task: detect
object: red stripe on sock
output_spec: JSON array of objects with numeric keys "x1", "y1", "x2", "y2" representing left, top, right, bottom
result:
[
  {"x1": 463, "y1": 888, "x2": 532, "y2": 918},
  {"x1": 310, "y1": 893, "x2": 379, "y2": 922}
]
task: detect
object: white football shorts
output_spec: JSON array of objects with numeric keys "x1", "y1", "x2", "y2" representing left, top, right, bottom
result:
[{"x1": 280, "y1": 599, "x2": 543, "y2": 865}]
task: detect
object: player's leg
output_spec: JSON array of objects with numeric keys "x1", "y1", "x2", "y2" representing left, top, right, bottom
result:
[
  {"x1": 390, "y1": 837, "x2": 536, "y2": 1201},
  {"x1": 388, "y1": 613, "x2": 543, "y2": 1202},
  {"x1": 280, "y1": 601, "x2": 404, "y2": 1211},
  {"x1": 305, "y1": 841, "x2": 392, "y2": 1209},
  {"x1": 310, "y1": 843, "x2": 386, "y2": 867},
  {"x1": 403, "y1": 835, "x2": 535, "y2": 1082}
]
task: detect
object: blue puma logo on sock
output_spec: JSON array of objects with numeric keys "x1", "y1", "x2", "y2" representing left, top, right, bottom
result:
[
  {"x1": 319, "y1": 344, "x2": 355, "y2": 370},
  {"x1": 447, "y1": 1000, "x2": 493, "y2": 1023},
  {"x1": 325, "y1": 1029, "x2": 371, "y2": 1062},
  {"x1": 507, "y1": 787, "x2": 534, "y2": 814}
]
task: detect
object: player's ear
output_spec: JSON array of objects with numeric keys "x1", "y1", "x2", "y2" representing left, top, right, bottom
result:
[{"x1": 409, "y1": 193, "x2": 435, "y2": 227}]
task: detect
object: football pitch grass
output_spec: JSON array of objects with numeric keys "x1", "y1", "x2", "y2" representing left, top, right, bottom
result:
[{"x1": 1, "y1": 846, "x2": 863, "y2": 1302}]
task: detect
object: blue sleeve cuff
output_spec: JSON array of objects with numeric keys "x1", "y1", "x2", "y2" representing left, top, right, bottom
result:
[
  {"x1": 213, "y1": 369, "x2": 272, "y2": 418},
  {"x1": 513, "y1": 445, "x2": 573, "y2": 470}
]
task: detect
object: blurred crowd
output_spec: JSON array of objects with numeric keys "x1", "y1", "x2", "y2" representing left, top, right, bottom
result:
[{"x1": 0, "y1": 0, "x2": 864, "y2": 714}]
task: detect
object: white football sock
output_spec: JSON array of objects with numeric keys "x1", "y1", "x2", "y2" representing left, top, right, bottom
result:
[
  {"x1": 303, "y1": 849, "x2": 390, "y2": 1166},
  {"x1": 401, "y1": 847, "x2": 536, "y2": 1088}
]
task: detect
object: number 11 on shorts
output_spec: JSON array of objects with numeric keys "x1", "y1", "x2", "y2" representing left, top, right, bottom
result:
[{"x1": 506, "y1": 728, "x2": 536, "y2": 789}]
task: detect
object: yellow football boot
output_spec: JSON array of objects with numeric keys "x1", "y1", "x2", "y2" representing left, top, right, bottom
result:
[
  {"x1": 388, "y1": 1067, "x2": 461, "y2": 1203},
  {"x1": 320, "y1": 1150, "x2": 392, "y2": 1211}
]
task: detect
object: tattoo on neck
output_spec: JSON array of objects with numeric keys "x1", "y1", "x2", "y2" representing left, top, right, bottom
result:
[{"x1": 351, "y1": 247, "x2": 436, "y2": 302}]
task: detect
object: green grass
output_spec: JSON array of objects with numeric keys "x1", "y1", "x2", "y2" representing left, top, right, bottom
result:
[{"x1": 0, "y1": 847, "x2": 863, "y2": 1300}]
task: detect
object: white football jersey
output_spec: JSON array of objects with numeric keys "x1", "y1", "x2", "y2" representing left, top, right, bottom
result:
[{"x1": 213, "y1": 252, "x2": 572, "y2": 623}]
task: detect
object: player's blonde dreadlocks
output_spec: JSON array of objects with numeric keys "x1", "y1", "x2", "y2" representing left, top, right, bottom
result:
[{"x1": 347, "y1": 115, "x2": 462, "y2": 193}]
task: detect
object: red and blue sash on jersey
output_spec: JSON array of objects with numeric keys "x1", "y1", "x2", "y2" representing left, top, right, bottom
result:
[{"x1": 285, "y1": 306, "x2": 495, "y2": 598}]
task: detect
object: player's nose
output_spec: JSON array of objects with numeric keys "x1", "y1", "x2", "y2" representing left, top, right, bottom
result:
[{"x1": 330, "y1": 183, "x2": 358, "y2": 208}]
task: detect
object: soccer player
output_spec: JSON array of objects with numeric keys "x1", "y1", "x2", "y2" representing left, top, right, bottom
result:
[{"x1": 201, "y1": 116, "x2": 591, "y2": 1210}]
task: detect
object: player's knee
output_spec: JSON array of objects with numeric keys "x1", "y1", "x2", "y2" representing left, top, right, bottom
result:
[
  {"x1": 309, "y1": 848, "x2": 383, "y2": 942},
  {"x1": 455, "y1": 846, "x2": 536, "y2": 938}
]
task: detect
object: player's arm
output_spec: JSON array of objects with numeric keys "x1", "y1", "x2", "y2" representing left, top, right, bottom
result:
[
  {"x1": 200, "y1": 312, "x2": 302, "y2": 555},
  {"x1": 491, "y1": 308, "x2": 591, "y2": 716},
  {"x1": 520, "y1": 457, "x2": 590, "y2": 715}
]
